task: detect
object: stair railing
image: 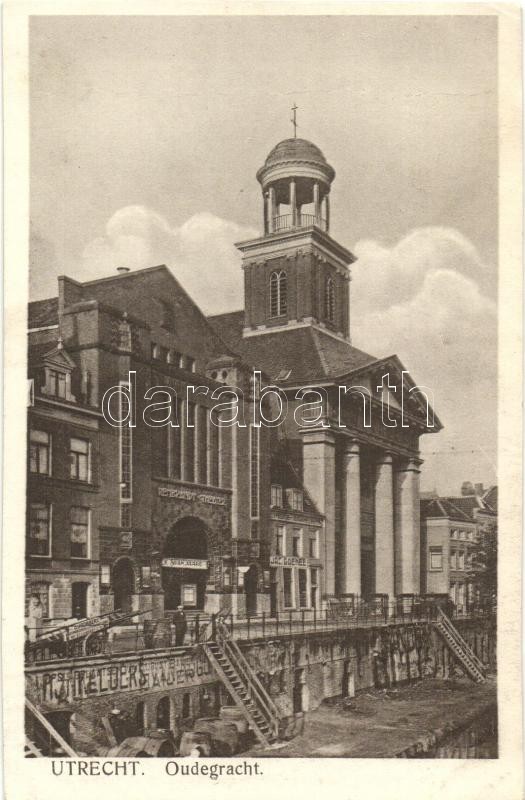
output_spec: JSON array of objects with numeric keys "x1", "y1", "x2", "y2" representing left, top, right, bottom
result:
[
  {"x1": 436, "y1": 609, "x2": 486, "y2": 674},
  {"x1": 215, "y1": 620, "x2": 280, "y2": 735},
  {"x1": 25, "y1": 697, "x2": 77, "y2": 757}
]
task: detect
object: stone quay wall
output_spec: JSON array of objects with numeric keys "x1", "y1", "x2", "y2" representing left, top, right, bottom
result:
[{"x1": 25, "y1": 617, "x2": 496, "y2": 754}]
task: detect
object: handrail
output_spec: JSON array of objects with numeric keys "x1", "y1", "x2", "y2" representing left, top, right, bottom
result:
[
  {"x1": 25, "y1": 697, "x2": 77, "y2": 757},
  {"x1": 222, "y1": 632, "x2": 281, "y2": 720},
  {"x1": 216, "y1": 621, "x2": 280, "y2": 728},
  {"x1": 436, "y1": 609, "x2": 485, "y2": 672}
]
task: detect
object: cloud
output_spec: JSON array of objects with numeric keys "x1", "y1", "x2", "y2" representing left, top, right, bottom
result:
[
  {"x1": 81, "y1": 205, "x2": 257, "y2": 314},
  {"x1": 352, "y1": 227, "x2": 497, "y2": 492}
]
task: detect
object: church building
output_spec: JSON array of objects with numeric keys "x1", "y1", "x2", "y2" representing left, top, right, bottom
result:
[{"x1": 26, "y1": 131, "x2": 441, "y2": 626}]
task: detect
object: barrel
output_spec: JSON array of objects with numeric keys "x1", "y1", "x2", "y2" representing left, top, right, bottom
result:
[
  {"x1": 194, "y1": 717, "x2": 240, "y2": 755},
  {"x1": 179, "y1": 731, "x2": 212, "y2": 757},
  {"x1": 219, "y1": 706, "x2": 249, "y2": 735}
]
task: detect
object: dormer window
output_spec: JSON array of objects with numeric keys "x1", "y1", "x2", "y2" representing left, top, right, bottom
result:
[
  {"x1": 271, "y1": 484, "x2": 283, "y2": 507},
  {"x1": 270, "y1": 270, "x2": 287, "y2": 317},
  {"x1": 287, "y1": 488, "x2": 303, "y2": 512},
  {"x1": 48, "y1": 369, "x2": 66, "y2": 398},
  {"x1": 40, "y1": 343, "x2": 77, "y2": 403}
]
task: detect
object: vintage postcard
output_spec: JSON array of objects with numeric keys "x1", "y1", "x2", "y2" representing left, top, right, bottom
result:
[{"x1": 2, "y1": 3, "x2": 523, "y2": 799}]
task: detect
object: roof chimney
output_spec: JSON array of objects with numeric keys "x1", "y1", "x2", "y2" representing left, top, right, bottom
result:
[{"x1": 116, "y1": 267, "x2": 130, "y2": 274}]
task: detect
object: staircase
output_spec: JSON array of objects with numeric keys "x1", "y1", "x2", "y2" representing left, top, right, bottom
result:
[
  {"x1": 434, "y1": 609, "x2": 486, "y2": 683},
  {"x1": 202, "y1": 618, "x2": 281, "y2": 746},
  {"x1": 25, "y1": 698, "x2": 77, "y2": 758}
]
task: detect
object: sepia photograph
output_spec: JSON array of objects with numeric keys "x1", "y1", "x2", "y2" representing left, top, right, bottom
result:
[{"x1": 2, "y1": 4, "x2": 522, "y2": 797}]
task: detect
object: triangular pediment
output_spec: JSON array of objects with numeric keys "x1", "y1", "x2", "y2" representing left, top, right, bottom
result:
[
  {"x1": 339, "y1": 354, "x2": 443, "y2": 432},
  {"x1": 41, "y1": 346, "x2": 76, "y2": 371}
]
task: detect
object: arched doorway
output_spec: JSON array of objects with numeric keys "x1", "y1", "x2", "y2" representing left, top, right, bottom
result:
[
  {"x1": 244, "y1": 564, "x2": 258, "y2": 616},
  {"x1": 162, "y1": 518, "x2": 209, "y2": 611},
  {"x1": 113, "y1": 558, "x2": 134, "y2": 613},
  {"x1": 156, "y1": 696, "x2": 171, "y2": 731}
]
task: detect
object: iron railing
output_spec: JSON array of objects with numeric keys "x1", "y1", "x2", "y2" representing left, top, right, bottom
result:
[
  {"x1": 272, "y1": 213, "x2": 327, "y2": 232},
  {"x1": 25, "y1": 600, "x2": 495, "y2": 663}
]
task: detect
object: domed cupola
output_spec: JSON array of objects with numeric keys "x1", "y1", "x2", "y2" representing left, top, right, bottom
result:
[{"x1": 256, "y1": 136, "x2": 335, "y2": 235}]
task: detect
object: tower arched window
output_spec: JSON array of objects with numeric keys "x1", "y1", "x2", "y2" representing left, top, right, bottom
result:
[
  {"x1": 270, "y1": 271, "x2": 287, "y2": 317},
  {"x1": 325, "y1": 277, "x2": 335, "y2": 323}
]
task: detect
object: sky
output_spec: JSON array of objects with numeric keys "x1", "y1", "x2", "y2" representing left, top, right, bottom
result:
[{"x1": 29, "y1": 14, "x2": 498, "y2": 495}]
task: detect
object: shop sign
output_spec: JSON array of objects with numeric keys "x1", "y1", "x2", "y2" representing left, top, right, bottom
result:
[
  {"x1": 161, "y1": 557, "x2": 208, "y2": 570},
  {"x1": 158, "y1": 487, "x2": 226, "y2": 506},
  {"x1": 269, "y1": 555, "x2": 307, "y2": 567},
  {"x1": 26, "y1": 651, "x2": 212, "y2": 710}
]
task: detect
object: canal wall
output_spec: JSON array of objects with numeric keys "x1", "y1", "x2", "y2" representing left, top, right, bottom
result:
[{"x1": 25, "y1": 617, "x2": 496, "y2": 755}]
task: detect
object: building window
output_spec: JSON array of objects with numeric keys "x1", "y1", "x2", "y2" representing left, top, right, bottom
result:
[
  {"x1": 120, "y1": 504, "x2": 132, "y2": 529},
  {"x1": 310, "y1": 568, "x2": 318, "y2": 608},
  {"x1": 325, "y1": 277, "x2": 335, "y2": 323},
  {"x1": 159, "y1": 345, "x2": 170, "y2": 363},
  {"x1": 70, "y1": 437, "x2": 90, "y2": 482},
  {"x1": 271, "y1": 484, "x2": 283, "y2": 507},
  {"x1": 141, "y1": 566, "x2": 151, "y2": 587},
  {"x1": 151, "y1": 343, "x2": 159, "y2": 360},
  {"x1": 100, "y1": 564, "x2": 111, "y2": 585},
  {"x1": 270, "y1": 270, "x2": 287, "y2": 317},
  {"x1": 292, "y1": 530, "x2": 302, "y2": 557},
  {"x1": 47, "y1": 368, "x2": 67, "y2": 399},
  {"x1": 30, "y1": 429, "x2": 51, "y2": 475},
  {"x1": 26, "y1": 582, "x2": 50, "y2": 619},
  {"x1": 186, "y1": 356, "x2": 196, "y2": 373},
  {"x1": 429, "y1": 547, "x2": 443, "y2": 571},
  {"x1": 458, "y1": 551, "x2": 465, "y2": 570},
  {"x1": 117, "y1": 318, "x2": 132, "y2": 351},
  {"x1": 298, "y1": 569, "x2": 308, "y2": 608},
  {"x1": 308, "y1": 534, "x2": 318, "y2": 559},
  {"x1": 283, "y1": 568, "x2": 293, "y2": 608},
  {"x1": 450, "y1": 550, "x2": 457, "y2": 570},
  {"x1": 185, "y1": 402, "x2": 196, "y2": 482},
  {"x1": 287, "y1": 489, "x2": 303, "y2": 512},
  {"x1": 249, "y1": 425, "x2": 260, "y2": 519},
  {"x1": 196, "y1": 405, "x2": 208, "y2": 485},
  {"x1": 70, "y1": 507, "x2": 90, "y2": 559},
  {"x1": 159, "y1": 299, "x2": 175, "y2": 331},
  {"x1": 28, "y1": 504, "x2": 51, "y2": 557},
  {"x1": 119, "y1": 383, "x2": 132, "y2": 500},
  {"x1": 451, "y1": 529, "x2": 458, "y2": 539},
  {"x1": 276, "y1": 525, "x2": 285, "y2": 556}
]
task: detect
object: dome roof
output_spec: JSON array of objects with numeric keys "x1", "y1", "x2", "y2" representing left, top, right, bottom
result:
[
  {"x1": 264, "y1": 138, "x2": 328, "y2": 168},
  {"x1": 257, "y1": 137, "x2": 335, "y2": 185}
]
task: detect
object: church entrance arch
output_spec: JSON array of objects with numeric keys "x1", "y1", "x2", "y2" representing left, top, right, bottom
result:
[{"x1": 162, "y1": 518, "x2": 209, "y2": 611}]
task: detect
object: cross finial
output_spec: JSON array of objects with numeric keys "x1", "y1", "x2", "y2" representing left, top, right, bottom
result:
[{"x1": 291, "y1": 103, "x2": 298, "y2": 138}]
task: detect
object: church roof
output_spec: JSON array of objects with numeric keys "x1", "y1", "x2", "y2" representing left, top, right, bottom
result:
[
  {"x1": 257, "y1": 137, "x2": 335, "y2": 184},
  {"x1": 29, "y1": 297, "x2": 59, "y2": 329},
  {"x1": 264, "y1": 138, "x2": 328, "y2": 167},
  {"x1": 207, "y1": 311, "x2": 377, "y2": 384}
]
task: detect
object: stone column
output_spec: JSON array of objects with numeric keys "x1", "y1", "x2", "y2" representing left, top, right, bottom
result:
[
  {"x1": 343, "y1": 440, "x2": 361, "y2": 596},
  {"x1": 263, "y1": 191, "x2": 268, "y2": 235},
  {"x1": 394, "y1": 458, "x2": 422, "y2": 595},
  {"x1": 313, "y1": 182, "x2": 321, "y2": 225},
  {"x1": 374, "y1": 452, "x2": 394, "y2": 599},
  {"x1": 269, "y1": 186, "x2": 276, "y2": 232},
  {"x1": 324, "y1": 195, "x2": 330, "y2": 232},
  {"x1": 290, "y1": 179, "x2": 297, "y2": 227},
  {"x1": 302, "y1": 430, "x2": 336, "y2": 597}
]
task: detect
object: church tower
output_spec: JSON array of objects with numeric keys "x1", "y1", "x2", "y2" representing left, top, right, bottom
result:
[{"x1": 236, "y1": 131, "x2": 355, "y2": 341}]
